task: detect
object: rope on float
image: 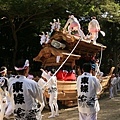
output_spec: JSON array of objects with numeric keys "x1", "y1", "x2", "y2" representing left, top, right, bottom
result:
[
  {"x1": 95, "y1": 45, "x2": 103, "y2": 76},
  {"x1": 99, "y1": 46, "x2": 103, "y2": 68},
  {"x1": 43, "y1": 38, "x2": 82, "y2": 88}
]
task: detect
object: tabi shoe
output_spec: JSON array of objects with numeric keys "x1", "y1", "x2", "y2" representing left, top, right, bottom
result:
[
  {"x1": 48, "y1": 114, "x2": 55, "y2": 118},
  {"x1": 55, "y1": 113, "x2": 59, "y2": 117}
]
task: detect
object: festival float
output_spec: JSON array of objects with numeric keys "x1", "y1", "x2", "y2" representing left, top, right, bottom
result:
[{"x1": 33, "y1": 15, "x2": 115, "y2": 107}]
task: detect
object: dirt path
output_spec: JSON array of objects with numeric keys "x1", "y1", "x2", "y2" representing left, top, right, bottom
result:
[{"x1": 42, "y1": 91, "x2": 120, "y2": 120}]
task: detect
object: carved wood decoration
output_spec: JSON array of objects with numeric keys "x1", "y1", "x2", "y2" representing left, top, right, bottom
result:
[{"x1": 33, "y1": 30, "x2": 106, "y2": 68}]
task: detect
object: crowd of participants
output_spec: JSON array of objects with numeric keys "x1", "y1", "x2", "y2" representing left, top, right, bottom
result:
[{"x1": 0, "y1": 58, "x2": 119, "y2": 120}]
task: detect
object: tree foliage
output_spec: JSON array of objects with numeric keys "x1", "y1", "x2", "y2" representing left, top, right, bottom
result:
[{"x1": 0, "y1": 0, "x2": 119, "y2": 72}]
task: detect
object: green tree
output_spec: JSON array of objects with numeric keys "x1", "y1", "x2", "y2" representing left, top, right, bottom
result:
[
  {"x1": 0, "y1": 0, "x2": 119, "y2": 72},
  {"x1": 98, "y1": 0, "x2": 120, "y2": 72},
  {"x1": 0, "y1": 0, "x2": 95, "y2": 65}
]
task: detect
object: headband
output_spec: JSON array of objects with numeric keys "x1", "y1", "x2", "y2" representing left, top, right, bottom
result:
[
  {"x1": 0, "y1": 67, "x2": 7, "y2": 74},
  {"x1": 14, "y1": 60, "x2": 29, "y2": 71}
]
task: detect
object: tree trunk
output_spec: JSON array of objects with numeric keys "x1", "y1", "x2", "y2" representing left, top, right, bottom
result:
[
  {"x1": 13, "y1": 31, "x2": 18, "y2": 66},
  {"x1": 113, "y1": 46, "x2": 118, "y2": 73},
  {"x1": 9, "y1": 19, "x2": 18, "y2": 66}
]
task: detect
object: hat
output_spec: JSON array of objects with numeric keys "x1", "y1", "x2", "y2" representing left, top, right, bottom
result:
[{"x1": 14, "y1": 59, "x2": 29, "y2": 71}]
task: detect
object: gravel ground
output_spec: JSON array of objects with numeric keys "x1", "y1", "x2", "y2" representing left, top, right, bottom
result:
[{"x1": 42, "y1": 91, "x2": 120, "y2": 120}]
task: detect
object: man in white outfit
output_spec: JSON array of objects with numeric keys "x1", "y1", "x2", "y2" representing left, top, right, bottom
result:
[
  {"x1": 41, "y1": 69, "x2": 59, "y2": 118},
  {"x1": 63, "y1": 15, "x2": 85, "y2": 38},
  {"x1": 88, "y1": 16, "x2": 100, "y2": 43},
  {"x1": 9, "y1": 59, "x2": 44, "y2": 120},
  {"x1": 47, "y1": 72, "x2": 59, "y2": 118},
  {"x1": 109, "y1": 74, "x2": 117, "y2": 98},
  {"x1": 76, "y1": 63, "x2": 102, "y2": 120}
]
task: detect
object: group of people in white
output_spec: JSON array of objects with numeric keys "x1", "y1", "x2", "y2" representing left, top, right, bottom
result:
[
  {"x1": 64, "y1": 15, "x2": 105, "y2": 42},
  {"x1": 0, "y1": 58, "x2": 119, "y2": 120},
  {"x1": 39, "y1": 15, "x2": 105, "y2": 46},
  {"x1": 0, "y1": 59, "x2": 59, "y2": 120},
  {"x1": 39, "y1": 32, "x2": 50, "y2": 45},
  {"x1": 39, "y1": 18, "x2": 61, "y2": 45}
]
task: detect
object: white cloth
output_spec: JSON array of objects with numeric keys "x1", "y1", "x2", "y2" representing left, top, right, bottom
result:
[
  {"x1": 9, "y1": 75, "x2": 43, "y2": 120},
  {"x1": 38, "y1": 78, "x2": 46, "y2": 88},
  {"x1": 76, "y1": 72, "x2": 102, "y2": 114}
]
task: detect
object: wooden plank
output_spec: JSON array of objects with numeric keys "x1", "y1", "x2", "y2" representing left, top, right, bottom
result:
[
  {"x1": 57, "y1": 81, "x2": 77, "y2": 91},
  {"x1": 58, "y1": 91, "x2": 77, "y2": 96},
  {"x1": 57, "y1": 80, "x2": 77, "y2": 84},
  {"x1": 62, "y1": 52, "x2": 81, "y2": 57},
  {"x1": 57, "y1": 85, "x2": 77, "y2": 91},
  {"x1": 44, "y1": 91, "x2": 77, "y2": 100},
  {"x1": 57, "y1": 96, "x2": 77, "y2": 100},
  {"x1": 58, "y1": 90, "x2": 77, "y2": 93}
]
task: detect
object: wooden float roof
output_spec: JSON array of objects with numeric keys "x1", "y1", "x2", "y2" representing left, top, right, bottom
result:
[
  {"x1": 50, "y1": 31, "x2": 106, "y2": 55},
  {"x1": 75, "y1": 39, "x2": 106, "y2": 54}
]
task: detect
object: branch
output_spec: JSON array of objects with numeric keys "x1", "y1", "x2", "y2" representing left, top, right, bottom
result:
[
  {"x1": 0, "y1": 5, "x2": 65, "y2": 33},
  {"x1": 15, "y1": 13, "x2": 37, "y2": 32},
  {"x1": 18, "y1": 24, "x2": 33, "y2": 31},
  {"x1": 15, "y1": 6, "x2": 63, "y2": 32}
]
